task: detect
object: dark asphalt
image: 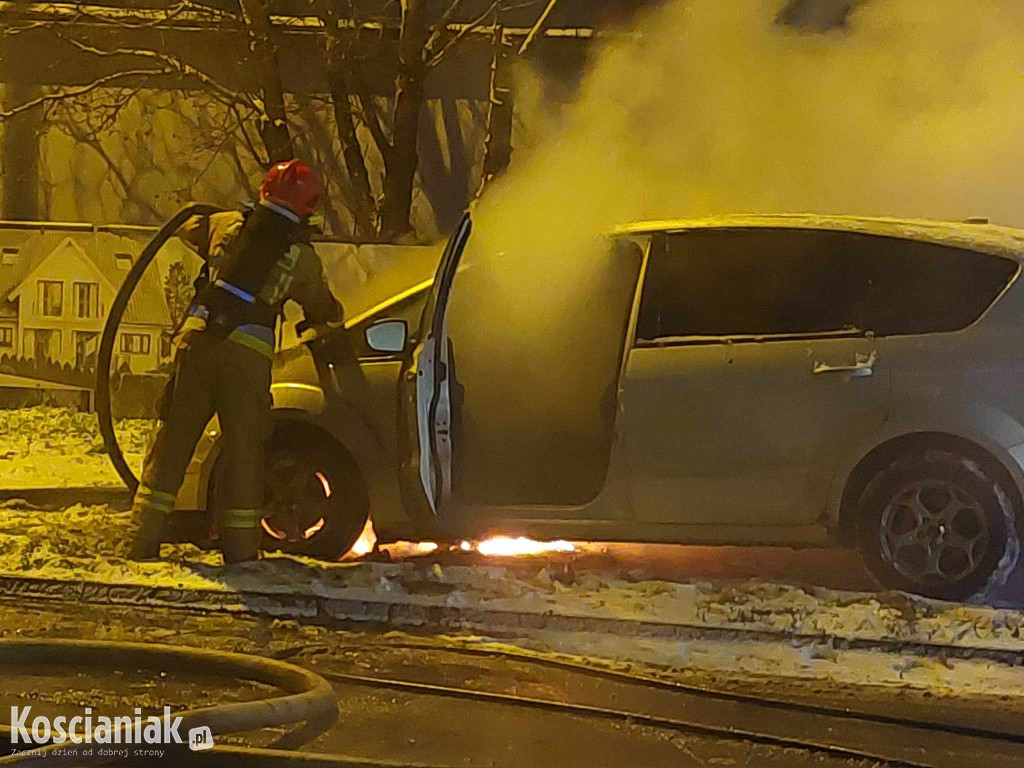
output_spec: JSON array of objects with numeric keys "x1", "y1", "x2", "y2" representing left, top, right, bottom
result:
[{"x1": 0, "y1": 599, "x2": 1023, "y2": 767}]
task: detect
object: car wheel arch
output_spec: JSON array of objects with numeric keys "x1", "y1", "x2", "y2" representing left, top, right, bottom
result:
[{"x1": 836, "y1": 431, "x2": 1024, "y2": 546}]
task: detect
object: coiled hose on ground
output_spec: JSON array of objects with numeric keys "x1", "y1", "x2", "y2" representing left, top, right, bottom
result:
[{"x1": 0, "y1": 639, "x2": 339, "y2": 766}]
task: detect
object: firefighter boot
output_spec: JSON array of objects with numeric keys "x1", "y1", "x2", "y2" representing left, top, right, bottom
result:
[
  {"x1": 128, "y1": 509, "x2": 165, "y2": 560},
  {"x1": 220, "y1": 526, "x2": 262, "y2": 564}
]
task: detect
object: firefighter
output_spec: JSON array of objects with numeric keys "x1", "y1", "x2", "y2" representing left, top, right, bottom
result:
[{"x1": 128, "y1": 159, "x2": 343, "y2": 563}]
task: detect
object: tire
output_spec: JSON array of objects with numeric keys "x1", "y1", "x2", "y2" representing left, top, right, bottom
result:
[
  {"x1": 212, "y1": 434, "x2": 369, "y2": 561},
  {"x1": 856, "y1": 450, "x2": 1020, "y2": 601}
]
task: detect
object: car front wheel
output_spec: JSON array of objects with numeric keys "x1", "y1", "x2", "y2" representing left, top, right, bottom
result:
[
  {"x1": 257, "y1": 436, "x2": 369, "y2": 561},
  {"x1": 856, "y1": 450, "x2": 1020, "y2": 601}
]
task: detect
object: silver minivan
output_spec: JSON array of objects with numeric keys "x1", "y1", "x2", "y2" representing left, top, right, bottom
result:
[{"x1": 180, "y1": 213, "x2": 1024, "y2": 600}]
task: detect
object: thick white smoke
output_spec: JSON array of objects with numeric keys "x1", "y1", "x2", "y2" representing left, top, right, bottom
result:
[{"x1": 447, "y1": 0, "x2": 1024, "y2": 504}]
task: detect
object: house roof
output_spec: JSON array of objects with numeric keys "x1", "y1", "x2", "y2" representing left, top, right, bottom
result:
[{"x1": 0, "y1": 230, "x2": 171, "y2": 326}]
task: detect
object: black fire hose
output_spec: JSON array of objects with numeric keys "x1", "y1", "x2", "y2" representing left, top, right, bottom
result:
[
  {"x1": 0, "y1": 639, "x2": 339, "y2": 767},
  {"x1": 95, "y1": 204, "x2": 222, "y2": 493}
]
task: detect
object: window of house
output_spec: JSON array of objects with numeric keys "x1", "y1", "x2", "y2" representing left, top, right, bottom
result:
[
  {"x1": 636, "y1": 228, "x2": 1018, "y2": 343},
  {"x1": 37, "y1": 280, "x2": 63, "y2": 318},
  {"x1": 0, "y1": 327, "x2": 12, "y2": 348},
  {"x1": 74, "y1": 330, "x2": 99, "y2": 368},
  {"x1": 31, "y1": 329, "x2": 61, "y2": 360},
  {"x1": 115, "y1": 253, "x2": 133, "y2": 270},
  {"x1": 121, "y1": 333, "x2": 151, "y2": 355},
  {"x1": 74, "y1": 282, "x2": 100, "y2": 319},
  {"x1": 1, "y1": 247, "x2": 17, "y2": 266}
]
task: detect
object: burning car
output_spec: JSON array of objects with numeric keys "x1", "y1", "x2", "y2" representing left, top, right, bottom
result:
[{"x1": 177, "y1": 213, "x2": 1024, "y2": 601}]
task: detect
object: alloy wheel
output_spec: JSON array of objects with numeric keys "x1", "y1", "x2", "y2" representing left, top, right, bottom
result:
[
  {"x1": 261, "y1": 451, "x2": 333, "y2": 545},
  {"x1": 879, "y1": 479, "x2": 990, "y2": 587}
]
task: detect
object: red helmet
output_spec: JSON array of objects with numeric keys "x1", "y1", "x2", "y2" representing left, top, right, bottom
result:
[{"x1": 259, "y1": 159, "x2": 323, "y2": 219}]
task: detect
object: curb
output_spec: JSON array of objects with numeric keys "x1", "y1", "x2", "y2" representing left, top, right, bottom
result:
[{"x1": 2, "y1": 573, "x2": 1024, "y2": 667}]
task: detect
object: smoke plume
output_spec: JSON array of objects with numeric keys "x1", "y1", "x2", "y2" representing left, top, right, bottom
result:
[{"x1": 447, "y1": 0, "x2": 1024, "y2": 505}]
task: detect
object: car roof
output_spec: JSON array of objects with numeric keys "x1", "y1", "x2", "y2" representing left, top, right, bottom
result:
[{"x1": 609, "y1": 214, "x2": 1024, "y2": 262}]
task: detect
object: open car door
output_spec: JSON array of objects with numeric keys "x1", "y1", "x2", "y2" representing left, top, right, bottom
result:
[{"x1": 398, "y1": 212, "x2": 472, "y2": 517}]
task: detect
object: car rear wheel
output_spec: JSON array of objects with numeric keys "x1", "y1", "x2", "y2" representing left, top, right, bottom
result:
[
  {"x1": 856, "y1": 450, "x2": 1019, "y2": 601},
  {"x1": 257, "y1": 437, "x2": 369, "y2": 561}
]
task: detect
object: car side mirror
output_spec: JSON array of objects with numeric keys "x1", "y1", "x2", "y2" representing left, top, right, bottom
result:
[{"x1": 365, "y1": 319, "x2": 408, "y2": 353}]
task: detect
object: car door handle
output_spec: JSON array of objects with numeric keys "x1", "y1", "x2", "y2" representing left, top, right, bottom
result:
[{"x1": 812, "y1": 350, "x2": 876, "y2": 377}]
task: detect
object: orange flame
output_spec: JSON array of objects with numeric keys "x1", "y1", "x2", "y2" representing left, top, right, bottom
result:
[
  {"x1": 475, "y1": 536, "x2": 576, "y2": 556},
  {"x1": 261, "y1": 518, "x2": 286, "y2": 541},
  {"x1": 346, "y1": 520, "x2": 575, "y2": 560},
  {"x1": 350, "y1": 519, "x2": 377, "y2": 556},
  {"x1": 302, "y1": 517, "x2": 326, "y2": 539}
]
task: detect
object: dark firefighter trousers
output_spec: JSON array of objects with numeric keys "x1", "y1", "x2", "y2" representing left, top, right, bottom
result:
[{"x1": 132, "y1": 334, "x2": 271, "y2": 532}]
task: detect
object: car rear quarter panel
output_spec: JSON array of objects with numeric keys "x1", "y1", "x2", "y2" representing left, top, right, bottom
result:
[{"x1": 825, "y1": 277, "x2": 1024, "y2": 530}]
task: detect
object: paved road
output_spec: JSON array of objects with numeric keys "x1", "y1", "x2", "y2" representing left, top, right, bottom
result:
[{"x1": 3, "y1": 599, "x2": 1024, "y2": 767}]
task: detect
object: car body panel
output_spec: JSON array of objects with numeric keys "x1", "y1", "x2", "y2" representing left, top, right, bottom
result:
[
  {"x1": 623, "y1": 334, "x2": 888, "y2": 526},
  {"x1": 821, "y1": 279, "x2": 1024, "y2": 531},
  {"x1": 438, "y1": 233, "x2": 647, "y2": 530}
]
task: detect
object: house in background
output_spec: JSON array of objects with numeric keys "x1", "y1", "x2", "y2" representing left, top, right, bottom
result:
[
  {"x1": 0, "y1": 226, "x2": 173, "y2": 374},
  {"x1": 0, "y1": 244, "x2": 16, "y2": 355}
]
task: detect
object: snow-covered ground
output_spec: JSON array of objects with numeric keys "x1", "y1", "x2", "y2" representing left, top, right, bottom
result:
[
  {"x1": 2, "y1": 406, "x2": 1024, "y2": 701},
  {"x1": 465, "y1": 629, "x2": 1024, "y2": 700},
  {"x1": 2, "y1": 502, "x2": 1024, "y2": 700},
  {"x1": 0, "y1": 408, "x2": 151, "y2": 488}
]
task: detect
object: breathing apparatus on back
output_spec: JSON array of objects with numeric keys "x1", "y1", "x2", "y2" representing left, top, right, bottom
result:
[{"x1": 179, "y1": 159, "x2": 323, "y2": 346}]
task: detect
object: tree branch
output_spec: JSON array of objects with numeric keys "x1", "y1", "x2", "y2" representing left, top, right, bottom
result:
[
  {"x1": 426, "y1": 0, "x2": 501, "y2": 68},
  {"x1": 423, "y1": 0, "x2": 465, "y2": 57},
  {"x1": 0, "y1": 69, "x2": 168, "y2": 119},
  {"x1": 72, "y1": 0, "x2": 232, "y2": 29},
  {"x1": 517, "y1": 0, "x2": 559, "y2": 54},
  {"x1": 69, "y1": 126, "x2": 165, "y2": 221},
  {"x1": 347, "y1": 61, "x2": 392, "y2": 160},
  {"x1": 0, "y1": 1, "x2": 237, "y2": 29},
  {"x1": 49, "y1": 82, "x2": 146, "y2": 136},
  {"x1": 226, "y1": 139, "x2": 258, "y2": 198},
  {"x1": 58, "y1": 36, "x2": 253, "y2": 108},
  {"x1": 1, "y1": 20, "x2": 46, "y2": 38},
  {"x1": 229, "y1": 102, "x2": 271, "y2": 167}
]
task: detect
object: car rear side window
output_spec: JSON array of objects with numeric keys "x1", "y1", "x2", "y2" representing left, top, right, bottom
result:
[
  {"x1": 849, "y1": 233, "x2": 1017, "y2": 335},
  {"x1": 636, "y1": 228, "x2": 1017, "y2": 342}
]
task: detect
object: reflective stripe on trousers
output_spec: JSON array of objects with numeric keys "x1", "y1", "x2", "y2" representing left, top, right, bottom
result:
[
  {"x1": 133, "y1": 484, "x2": 177, "y2": 515},
  {"x1": 136, "y1": 333, "x2": 273, "y2": 525},
  {"x1": 221, "y1": 508, "x2": 261, "y2": 529}
]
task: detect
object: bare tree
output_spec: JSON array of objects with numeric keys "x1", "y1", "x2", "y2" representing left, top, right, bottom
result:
[
  {"x1": 36, "y1": 87, "x2": 270, "y2": 222},
  {"x1": 0, "y1": 1, "x2": 292, "y2": 176},
  {"x1": 314, "y1": 0, "x2": 543, "y2": 240},
  {"x1": 0, "y1": 0, "x2": 559, "y2": 238},
  {"x1": 237, "y1": 0, "x2": 293, "y2": 162},
  {"x1": 163, "y1": 260, "x2": 194, "y2": 328}
]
